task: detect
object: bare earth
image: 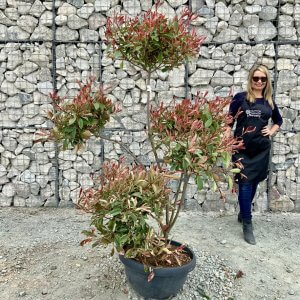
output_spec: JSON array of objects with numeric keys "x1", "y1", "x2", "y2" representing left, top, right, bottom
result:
[{"x1": 0, "y1": 208, "x2": 299, "y2": 300}]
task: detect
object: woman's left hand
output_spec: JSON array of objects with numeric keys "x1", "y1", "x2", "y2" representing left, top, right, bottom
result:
[{"x1": 261, "y1": 126, "x2": 273, "y2": 136}]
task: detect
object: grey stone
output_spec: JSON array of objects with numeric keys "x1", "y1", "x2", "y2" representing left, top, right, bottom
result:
[
  {"x1": 17, "y1": 16, "x2": 39, "y2": 34},
  {"x1": 215, "y1": 2, "x2": 230, "y2": 21},
  {"x1": 15, "y1": 79, "x2": 35, "y2": 94},
  {"x1": 233, "y1": 69, "x2": 248, "y2": 85},
  {"x1": 25, "y1": 195, "x2": 44, "y2": 207},
  {"x1": 211, "y1": 70, "x2": 233, "y2": 87},
  {"x1": 214, "y1": 28, "x2": 239, "y2": 43},
  {"x1": 78, "y1": 173, "x2": 94, "y2": 189},
  {"x1": 204, "y1": 17, "x2": 218, "y2": 34},
  {"x1": 245, "y1": 5, "x2": 262, "y2": 14},
  {"x1": 279, "y1": 27, "x2": 297, "y2": 40},
  {"x1": 2, "y1": 136, "x2": 17, "y2": 151},
  {"x1": 197, "y1": 6, "x2": 214, "y2": 18},
  {"x1": 254, "y1": 21, "x2": 277, "y2": 42},
  {"x1": 67, "y1": 0, "x2": 84, "y2": 8},
  {"x1": 30, "y1": 182, "x2": 40, "y2": 196},
  {"x1": 5, "y1": 7, "x2": 19, "y2": 21},
  {"x1": 0, "y1": 10, "x2": 14, "y2": 26},
  {"x1": 94, "y1": 0, "x2": 110, "y2": 12},
  {"x1": 30, "y1": 0, "x2": 46, "y2": 18},
  {"x1": 88, "y1": 13, "x2": 106, "y2": 30},
  {"x1": 277, "y1": 70, "x2": 298, "y2": 93},
  {"x1": 120, "y1": 78, "x2": 135, "y2": 90},
  {"x1": 275, "y1": 94, "x2": 291, "y2": 107},
  {"x1": 276, "y1": 58, "x2": 294, "y2": 70},
  {"x1": 188, "y1": 69, "x2": 214, "y2": 86},
  {"x1": 2, "y1": 183, "x2": 15, "y2": 197},
  {"x1": 197, "y1": 59, "x2": 226, "y2": 70},
  {"x1": 156, "y1": 1, "x2": 175, "y2": 19},
  {"x1": 20, "y1": 170, "x2": 35, "y2": 183},
  {"x1": 67, "y1": 14, "x2": 88, "y2": 30},
  {"x1": 77, "y1": 4, "x2": 94, "y2": 19},
  {"x1": 37, "y1": 81, "x2": 53, "y2": 96},
  {"x1": 56, "y1": 26, "x2": 78, "y2": 41},
  {"x1": 58, "y1": 150, "x2": 77, "y2": 161},
  {"x1": 123, "y1": 0, "x2": 141, "y2": 15},
  {"x1": 168, "y1": 66, "x2": 185, "y2": 87},
  {"x1": 40, "y1": 184, "x2": 54, "y2": 201},
  {"x1": 73, "y1": 160, "x2": 92, "y2": 173},
  {"x1": 229, "y1": 10, "x2": 243, "y2": 26},
  {"x1": 259, "y1": 6, "x2": 277, "y2": 20},
  {"x1": 4, "y1": 71, "x2": 17, "y2": 82},
  {"x1": 13, "y1": 196, "x2": 26, "y2": 207},
  {"x1": 40, "y1": 11, "x2": 53, "y2": 27},
  {"x1": 280, "y1": 118, "x2": 293, "y2": 131},
  {"x1": 0, "y1": 165, "x2": 7, "y2": 177},
  {"x1": 280, "y1": 3, "x2": 294, "y2": 15},
  {"x1": 290, "y1": 86, "x2": 300, "y2": 101},
  {"x1": 0, "y1": 194, "x2": 12, "y2": 207},
  {"x1": 57, "y1": 3, "x2": 77, "y2": 15},
  {"x1": 7, "y1": 50, "x2": 22, "y2": 71},
  {"x1": 55, "y1": 15, "x2": 68, "y2": 26},
  {"x1": 273, "y1": 142, "x2": 290, "y2": 155},
  {"x1": 80, "y1": 29, "x2": 99, "y2": 42},
  {"x1": 15, "y1": 182, "x2": 31, "y2": 198},
  {"x1": 5, "y1": 95, "x2": 22, "y2": 108},
  {"x1": 0, "y1": 24, "x2": 8, "y2": 40},
  {"x1": 288, "y1": 133, "x2": 300, "y2": 154},
  {"x1": 12, "y1": 154, "x2": 30, "y2": 171},
  {"x1": 15, "y1": 62, "x2": 39, "y2": 77},
  {"x1": 243, "y1": 15, "x2": 259, "y2": 27}
]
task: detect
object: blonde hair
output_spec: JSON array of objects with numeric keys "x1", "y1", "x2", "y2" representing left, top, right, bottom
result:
[{"x1": 246, "y1": 65, "x2": 274, "y2": 109}]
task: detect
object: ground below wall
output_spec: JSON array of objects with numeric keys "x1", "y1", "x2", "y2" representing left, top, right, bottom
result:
[{"x1": 0, "y1": 208, "x2": 299, "y2": 300}]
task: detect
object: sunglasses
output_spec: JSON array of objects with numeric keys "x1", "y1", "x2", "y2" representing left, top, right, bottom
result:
[{"x1": 252, "y1": 76, "x2": 267, "y2": 83}]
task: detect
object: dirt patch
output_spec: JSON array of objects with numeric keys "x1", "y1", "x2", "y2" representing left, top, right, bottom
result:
[{"x1": 0, "y1": 208, "x2": 299, "y2": 300}]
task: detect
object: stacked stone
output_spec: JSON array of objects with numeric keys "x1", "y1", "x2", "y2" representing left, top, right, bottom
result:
[{"x1": 0, "y1": 0, "x2": 299, "y2": 212}]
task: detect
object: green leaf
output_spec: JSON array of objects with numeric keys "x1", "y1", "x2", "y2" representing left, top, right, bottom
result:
[
  {"x1": 223, "y1": 152, "x2": 231, "y2": 169},
  {"x1": 68, "y1": 116, "x2": 76, "y2": 125},
  {"x1": 94, "y1": 102, "x2": 100, "y2": 110},
  {"x1": 183, "y1": 156, "x2": 191, "y2": 167},
  {"x1": 194, "y1": 150, "x2": 203, "y2": 157},
  {"x1": 211, "y1": 181, "x2": 217, "y2": 192},
  {"x1": 63, "y1": 139, "x2": 69, "y2": 150},
  {"x1": 119, "y1": 234, "x2": 128, "y2": 245},
  {"x1": 114, "y1": 50, "x2": 122, "y2": 59},
  {"x1": 195, "y1": 176, "x2": 204, "y2": 190},
  {"x1": 205, "y1": 117, "x2": 212, "y2": 128},
  {"x1": 81, "y1": 230, "x2": 96, "y2": 237},
  {"x1": 120, "y1": 60, "x2": 124, "y2": 69},
  {"x1": 78, "y1": 118, "x2": 84, "y2": 129},
  {"x1": 110, "y1": 208, "x2": 122, "y2": 216},
  {"x1": 92, "y1": 240, "x2": 101, "y2": 248},
  {"x1": 230, "y1": 168, "x2": 241, "y2": 174},
  {"x1": 227, "y1": 176, "x2": 233, "y2": 190}
]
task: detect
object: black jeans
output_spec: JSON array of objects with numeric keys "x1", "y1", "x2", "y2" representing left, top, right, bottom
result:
[{"x1": 238, "y1": 182, "x2": 258, "y2": 221}]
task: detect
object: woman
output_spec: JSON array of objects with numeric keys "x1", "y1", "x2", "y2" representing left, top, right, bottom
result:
[{"x1": 228, "y1": 65, "x2": 283, "y2": 245}]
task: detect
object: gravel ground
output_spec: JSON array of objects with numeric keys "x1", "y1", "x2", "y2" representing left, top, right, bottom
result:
[{"x1": 0, "y1": 208, "x2": 299, "y2": 300}]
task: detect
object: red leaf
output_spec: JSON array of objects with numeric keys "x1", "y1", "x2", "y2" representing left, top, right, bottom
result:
[
  {"x1": 147, "y1": 271, "x2": 155, "y2": 282},
  {"x1": 236, "y1": 270, "x2": 244, "y2": 279}
]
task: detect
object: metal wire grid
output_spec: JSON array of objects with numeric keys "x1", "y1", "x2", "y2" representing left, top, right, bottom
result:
[{"x1": 0, "y1": 0, "x2": 299, "y2": 210}]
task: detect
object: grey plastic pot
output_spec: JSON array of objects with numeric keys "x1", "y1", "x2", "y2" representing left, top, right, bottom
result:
[{"x1": 119, "y1": 241, "x2": 196, "y2": 299}]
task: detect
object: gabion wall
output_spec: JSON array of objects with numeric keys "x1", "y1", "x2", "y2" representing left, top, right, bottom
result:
[{"x1": 0, "y1": 0, "x2": 299, "y2": 213}]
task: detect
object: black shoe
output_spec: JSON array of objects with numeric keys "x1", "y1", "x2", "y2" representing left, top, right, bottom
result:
[
  {"x1": 242, "y1": 220, "x2": 256, "y2": 245},
  {"x1": 238, "y1": 212, "x2": 242, "y2": 223}
]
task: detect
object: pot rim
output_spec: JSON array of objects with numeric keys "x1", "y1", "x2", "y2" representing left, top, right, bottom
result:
[{"x1": 119, "y1": 240, "x2": 196, "y2": 277}]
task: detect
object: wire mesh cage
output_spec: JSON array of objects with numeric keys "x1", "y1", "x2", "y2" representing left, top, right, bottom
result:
[{"x1": 0, "y1": 0, "x2": 299, "y2": 211}]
